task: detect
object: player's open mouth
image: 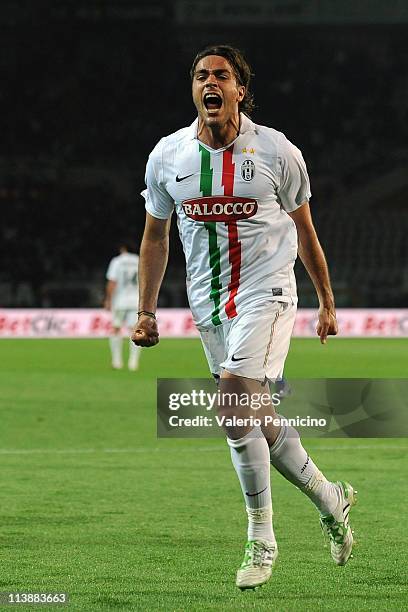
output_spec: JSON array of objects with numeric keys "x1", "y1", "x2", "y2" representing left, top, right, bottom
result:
[{"x1": 203, "y1": 93, "x2": 223, "y2": 112}]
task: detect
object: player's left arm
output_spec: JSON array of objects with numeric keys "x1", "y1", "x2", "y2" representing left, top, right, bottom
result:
[
  {"x1": 104, "y1": 279, "x2": 117, "y2": 310},
  {"x1": 288, "y1": 202, "x2": 338, "y2": 344}
]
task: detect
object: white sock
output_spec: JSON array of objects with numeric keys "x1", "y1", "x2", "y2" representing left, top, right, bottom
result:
[
  {"x1": 128, "y1": 339, "x2": 141, "y2": 370},
  {"x1": 228, "y1": 427, "x2": 276, "y2": 543},
  {"x1": 246, "y1": 505, "x2": 274, "y2": 543},
  {"x1": 269, "y1": 423, "x2": 339, "y2": 515},
  {"x1": 109, "y1": 336, "x2": 123, "y2": 367}
]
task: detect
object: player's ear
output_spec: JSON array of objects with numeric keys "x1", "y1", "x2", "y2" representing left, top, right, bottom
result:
[{"x1": 237, "y1": 85, "x2": 245, "y2": 102}]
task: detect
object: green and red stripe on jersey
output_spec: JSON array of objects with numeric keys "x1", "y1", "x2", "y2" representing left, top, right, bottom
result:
[
  {"x1": 222, "y1": 145, "x2": 241, "y2": 319},
  {"x1": 199, "y1": 143, "x2": 242, "y2": 326},
  {"x1": 199, "y1": 145, "x2": 222, "y2": 326}
]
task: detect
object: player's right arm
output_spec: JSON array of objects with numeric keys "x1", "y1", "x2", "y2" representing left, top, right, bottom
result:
[
  {"x1": 131, "y1": 213, "x2": 171, "y2": 347},
  {"x1": 132, "y1": 139, "x2": 174, "y2": 347}
]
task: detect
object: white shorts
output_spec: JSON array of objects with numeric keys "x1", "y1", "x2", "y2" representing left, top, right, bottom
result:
[
  {"x1": 199, "y1": 301, "x2": 296, "y2": 382},
  {"x1": 112, "y1": 309, "x2": 138, "y2": 329}
]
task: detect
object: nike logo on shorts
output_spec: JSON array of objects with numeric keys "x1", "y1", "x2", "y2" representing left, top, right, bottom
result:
[{"x1": 231, "y1": 354, "x2": 249, "y2": 362}]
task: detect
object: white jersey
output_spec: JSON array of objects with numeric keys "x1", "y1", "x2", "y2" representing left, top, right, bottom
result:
[
  {"x1": 142, "y1": 114, "x2": 311, "y2": 329},
  {"x1": 106, "y1": 252, "x2": 139, "y2": 310}
]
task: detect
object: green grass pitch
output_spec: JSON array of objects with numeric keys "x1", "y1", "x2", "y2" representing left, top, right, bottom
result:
[{"x1": 0, "y1": 338, "x2": 407, "y2": 611}]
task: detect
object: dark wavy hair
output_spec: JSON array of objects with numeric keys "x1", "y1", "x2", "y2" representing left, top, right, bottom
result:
[{"x1": 190, "y1": 44, "x2": 255, "y2": 116}]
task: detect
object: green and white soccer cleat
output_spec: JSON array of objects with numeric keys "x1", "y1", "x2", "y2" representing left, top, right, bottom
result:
[
  {"x1": 236, "y1": 539, "x2": 278, "y2": 590},
  {"x1": 320, "y1": 481, "x2": 357, "y2": 566}
]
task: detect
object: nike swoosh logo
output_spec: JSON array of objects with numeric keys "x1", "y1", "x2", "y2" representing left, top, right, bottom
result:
[
  {"x1": 176, "y1": 173, "x2": 194, "y2": 182},
  {"x1": 246, "y1": 486, "x2": 267, "y2": 497},
  {"x1": 231, "y1": 354, "x2": 249, "y2": 362}
]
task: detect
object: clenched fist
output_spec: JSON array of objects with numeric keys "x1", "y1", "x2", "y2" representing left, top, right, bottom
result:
[
  {"x1": 317, "y1": 307, "x2": 338, "y2": 344},
  {"x1": 131, "y1": 314, "x2": 159, "y2": 347}
]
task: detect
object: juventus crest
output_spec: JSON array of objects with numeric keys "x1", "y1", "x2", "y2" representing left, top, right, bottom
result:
[{"x1": 241, "y1": 159, "x2": 255, "y2": 181}]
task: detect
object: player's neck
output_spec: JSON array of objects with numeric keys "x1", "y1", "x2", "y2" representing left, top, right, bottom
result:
[{"x1": 197, "y1": 114, "x2": 240, "y2": 150}]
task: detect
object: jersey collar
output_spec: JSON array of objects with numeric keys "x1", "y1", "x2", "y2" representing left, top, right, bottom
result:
[{"x1": 188, "y1": 113, "x2": 256, "y2": 141}]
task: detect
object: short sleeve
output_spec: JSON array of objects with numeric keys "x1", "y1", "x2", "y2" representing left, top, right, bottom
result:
[
  {"x1": 142, "y1": 139, "x2": 174, "y2": 220},
  {"x1": 106, "y1": 258, "x2": 118, "y2": 281},
  {"x1": 277, "y1": 136, "x2": 311, "y2": 213}
]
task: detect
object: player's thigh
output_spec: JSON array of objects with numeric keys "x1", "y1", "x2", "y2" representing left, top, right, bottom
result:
[{"x1": 222, "y1": 301, "x2": 296, "y2": 381}]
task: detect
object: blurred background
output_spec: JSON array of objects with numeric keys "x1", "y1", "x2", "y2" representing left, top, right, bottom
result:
[{"x1": 1, "y1": 0, "x2": 407, "y2": 309}]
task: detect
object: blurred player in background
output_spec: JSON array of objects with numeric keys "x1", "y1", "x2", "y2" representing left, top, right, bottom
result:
[
  {"x1": 104, "y1": 241, "x2": 141, "y2": 371},
  {"x1": 132, "y1": 45, "x2": 356, "y2": 590}
]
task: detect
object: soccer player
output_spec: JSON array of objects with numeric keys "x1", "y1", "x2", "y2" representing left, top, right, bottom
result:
[
  {"x1": 132, "y1": 45, "x2": 356, "y2": 589},
  {"x1": 104, "y1": 241, "x2": 141, "y2": 371}
]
